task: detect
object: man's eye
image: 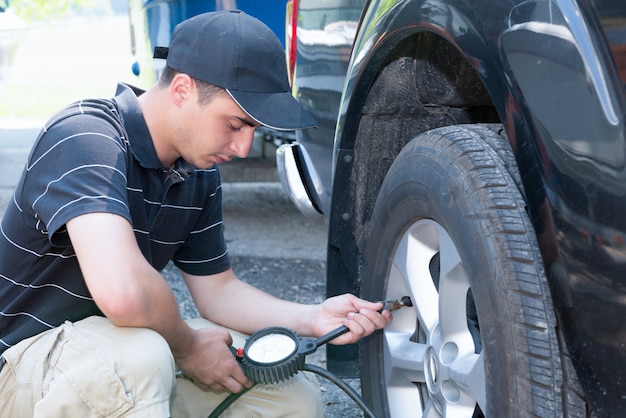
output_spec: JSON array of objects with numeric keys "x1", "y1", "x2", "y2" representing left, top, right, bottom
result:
[{"x1": 228, "y1": 124, "x2": 243, "y2": 131}]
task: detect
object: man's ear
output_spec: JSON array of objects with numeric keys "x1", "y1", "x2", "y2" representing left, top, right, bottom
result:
[{"x1": 170, "y1": 73, "x2": 195, "y2": 106}]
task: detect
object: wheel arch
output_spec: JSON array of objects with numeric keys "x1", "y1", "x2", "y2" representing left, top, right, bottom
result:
[
  {"x1": 324, "y1": 6, "x2": 525, "y2": 374},
  {"x1": 327, "y1": 25, "x2": 507, "y2": 299}
]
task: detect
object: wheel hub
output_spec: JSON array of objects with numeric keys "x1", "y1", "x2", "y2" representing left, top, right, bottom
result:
[
  {"x1": 424, "y1": 331, "x2": 465, "y2": 414},
  {"x1": 424, "y1": 346, "x2": 444, "y2": 413},
  {"x1": 426, "y1": 348, "x2": 440, "y2": 387}
]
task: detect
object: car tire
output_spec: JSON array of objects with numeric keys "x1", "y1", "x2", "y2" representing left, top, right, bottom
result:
[{"x1": 359, "y1": 124, "x2": 583, "y2": 417}]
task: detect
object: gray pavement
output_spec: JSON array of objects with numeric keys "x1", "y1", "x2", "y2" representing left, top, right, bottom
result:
[{"x1": 0, "y1": 124, "x2": 364, "y2": 417}]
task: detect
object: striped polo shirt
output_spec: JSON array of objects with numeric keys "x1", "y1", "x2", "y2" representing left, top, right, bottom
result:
[{"x1": 0, "y1": 84, "x2": 230, "y2": 353}]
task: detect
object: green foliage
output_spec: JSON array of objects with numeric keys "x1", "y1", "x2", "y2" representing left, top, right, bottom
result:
[{"x1": 9, "y1": 0, "x2": 95, "y2": 22}]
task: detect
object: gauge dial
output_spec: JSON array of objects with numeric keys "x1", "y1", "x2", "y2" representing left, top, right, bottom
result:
[
  {"x1": 241, "y1": 327, "x2": 305, "y2": 384},
  {"x1": 246, "y1": 333, "x2": 297, "y2": 364}
]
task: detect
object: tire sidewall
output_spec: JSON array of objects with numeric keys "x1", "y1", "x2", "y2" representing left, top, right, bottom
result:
[{"x1": 360, "y1": 128, "x2": 537, "y2": 416}]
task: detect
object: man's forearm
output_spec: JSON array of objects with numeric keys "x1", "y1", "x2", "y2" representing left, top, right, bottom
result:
[{"x1": 183, "y1": 269, "x2": 318, "y2": 336}]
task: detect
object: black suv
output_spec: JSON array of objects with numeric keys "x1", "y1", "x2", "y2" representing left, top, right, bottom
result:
[{"x1": 278, "y1": 0, "x2": 626, "y2": 416}]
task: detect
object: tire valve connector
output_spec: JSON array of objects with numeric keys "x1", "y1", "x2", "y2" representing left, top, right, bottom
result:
[{"x1": 381, "y1": 296, "x2": 413, "y2": 312}]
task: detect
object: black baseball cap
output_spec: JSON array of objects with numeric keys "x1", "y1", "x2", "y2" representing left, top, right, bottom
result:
[{"x1": 153, "y1": 10, "x2": 317, "y2": 131}]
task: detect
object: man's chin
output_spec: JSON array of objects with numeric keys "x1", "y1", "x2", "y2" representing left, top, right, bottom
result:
[{"x1": 190, "y1": 160, "x2": 218, "y2": 170}]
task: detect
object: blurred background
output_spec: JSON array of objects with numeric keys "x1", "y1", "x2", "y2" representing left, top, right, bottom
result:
[
  {"x1": 0, "y1": 0, "x2": 136, "y2": 124},
  {"x1": 0, "y1": 0, "x2": 288, "y2": 124}
]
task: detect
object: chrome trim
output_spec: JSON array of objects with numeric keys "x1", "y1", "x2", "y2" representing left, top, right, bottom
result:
[{"x1": 276, "y1": 143, "x2": 324, "y2": 220}]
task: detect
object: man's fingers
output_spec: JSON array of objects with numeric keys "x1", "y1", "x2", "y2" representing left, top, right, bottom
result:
[
  {"x1": 223, "y1": 376, "x2": 247, "y2": 394},
  {"x1": 345, "y1": 308, "x2": 391, "y2": 337},
  {"x1": 200, "y1": 378, "x2": 245, "y2": 394}
]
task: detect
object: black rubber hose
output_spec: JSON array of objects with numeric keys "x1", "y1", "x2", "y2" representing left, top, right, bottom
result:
[
  {"x1": 302, "y1": 364, "x2": 378, "y2": 418},
  {"x1": 207, "y1": 385, "x2": 252, "y2": 418},
  {"x1": 207, "y1": 365, "x2": 378, "y2": 418}
]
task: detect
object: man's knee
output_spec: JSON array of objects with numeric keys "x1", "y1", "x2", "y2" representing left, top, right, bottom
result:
[
  {"x1": 67, "y1": 316, "x2": 176, "y2": 412},
  {"x1": 3, "y1": 317, "x2": 175, "y2": 416},
  {"x1": 74, "y1": 316, "x2": 175, "y2": 387}
]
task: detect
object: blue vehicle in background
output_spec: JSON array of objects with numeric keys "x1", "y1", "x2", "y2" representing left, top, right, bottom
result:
[
  {"x1": 128, "y1": 0, "x2": 288, "y2": 88},
  {"x1": 128, "y1": 0, "x2": 291, "y2": 144},
  {"x1": 127, "y1": 0, "x2": 294, "y2": 145}
]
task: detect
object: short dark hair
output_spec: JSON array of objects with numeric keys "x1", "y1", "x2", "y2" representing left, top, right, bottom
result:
[{"x1": 158, "y1": 66, "x2": 226, "y2": 106}]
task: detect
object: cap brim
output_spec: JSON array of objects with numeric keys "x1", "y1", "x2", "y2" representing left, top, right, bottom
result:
[{"x1": 226, "y1": 90, "x2": 318, "y2": 131}]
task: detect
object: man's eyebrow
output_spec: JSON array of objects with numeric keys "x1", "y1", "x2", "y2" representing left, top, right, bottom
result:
[{"x1": 234, "y1": 116, "x2": 259, "y2": 127}]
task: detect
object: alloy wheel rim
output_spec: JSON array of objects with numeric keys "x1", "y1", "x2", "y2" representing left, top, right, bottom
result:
[{"x1": 382, "y1": 219, "x2": 486, "y2": 417}]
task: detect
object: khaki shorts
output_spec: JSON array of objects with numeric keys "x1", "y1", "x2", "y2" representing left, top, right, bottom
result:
[{"x1": 0, "y1": 316, "x2": 323, "y2": 417}]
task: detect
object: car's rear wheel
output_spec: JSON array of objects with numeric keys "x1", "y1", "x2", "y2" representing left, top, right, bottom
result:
[{"x1": 360, "y1": 124, "x2": 571, "y2": 417}]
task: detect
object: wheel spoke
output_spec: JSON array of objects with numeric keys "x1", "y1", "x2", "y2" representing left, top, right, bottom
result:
[
  {"x1": 437, "y1": 231, "x2": 474, "y2": 347},
  {"x1": 434, "y1": 226, "x2": 482, "y2": 414},
  {"x1": 443, "y1": 402, "x2": 479, "y2": 417},
  {"x1": 384, "y1": 332, "x2": 429, "y2": 417},
  {"x1": 384, "y1": 330, "x2": 427, "y2": 384},
  {"x1": 422, "y1": 398, "x2": 443, "y2": 418},
  {"x1": 391, "y1": 222, "x2": 440, "y2": 335},
  {"x1": 450, "y1": 351, "x2": 486, "y2": 410},
  {"x1": 387, "y1": 384, "x2": 428, "y2": 417}
]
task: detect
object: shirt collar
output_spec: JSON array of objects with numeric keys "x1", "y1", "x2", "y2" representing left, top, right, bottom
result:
[{"x1": 112, "y1": 83, "x2": 196, "y2": 179}]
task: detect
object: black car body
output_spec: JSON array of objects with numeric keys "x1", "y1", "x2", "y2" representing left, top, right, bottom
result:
[{"x1": 278, "y1": 0, "x2": 626, "y2": 416}]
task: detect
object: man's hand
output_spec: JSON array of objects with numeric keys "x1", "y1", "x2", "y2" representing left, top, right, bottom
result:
[
  {"x1": 175, "y1": 327, "x2": 252, "y2": 394},
  {"x1": 312, "y1": 294, "x2": 393, "y2": 344}
]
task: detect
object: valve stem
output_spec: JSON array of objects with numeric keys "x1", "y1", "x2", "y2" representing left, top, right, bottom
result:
[{"x1": 382, "y1": 296, "x2": 413, "y2": 312}]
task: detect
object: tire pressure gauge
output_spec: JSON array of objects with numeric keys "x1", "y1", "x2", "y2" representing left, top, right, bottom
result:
[
  {"x1": 246, "y1": 329, "x2": 297, "y2": 363},
  {"x1": 231, "y1": 296, "x2": 413, "y2": 385},
  {"x1": 234, "y1": 327, "x2": 310, "y2": 384},
  {"x1": 214, "y1": 297, "x2": 413, "y2": 418}
]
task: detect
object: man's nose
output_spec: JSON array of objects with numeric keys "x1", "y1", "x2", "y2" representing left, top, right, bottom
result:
[{"x1": 229, "y1": 130, "x2": 255, "y2": 158}]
